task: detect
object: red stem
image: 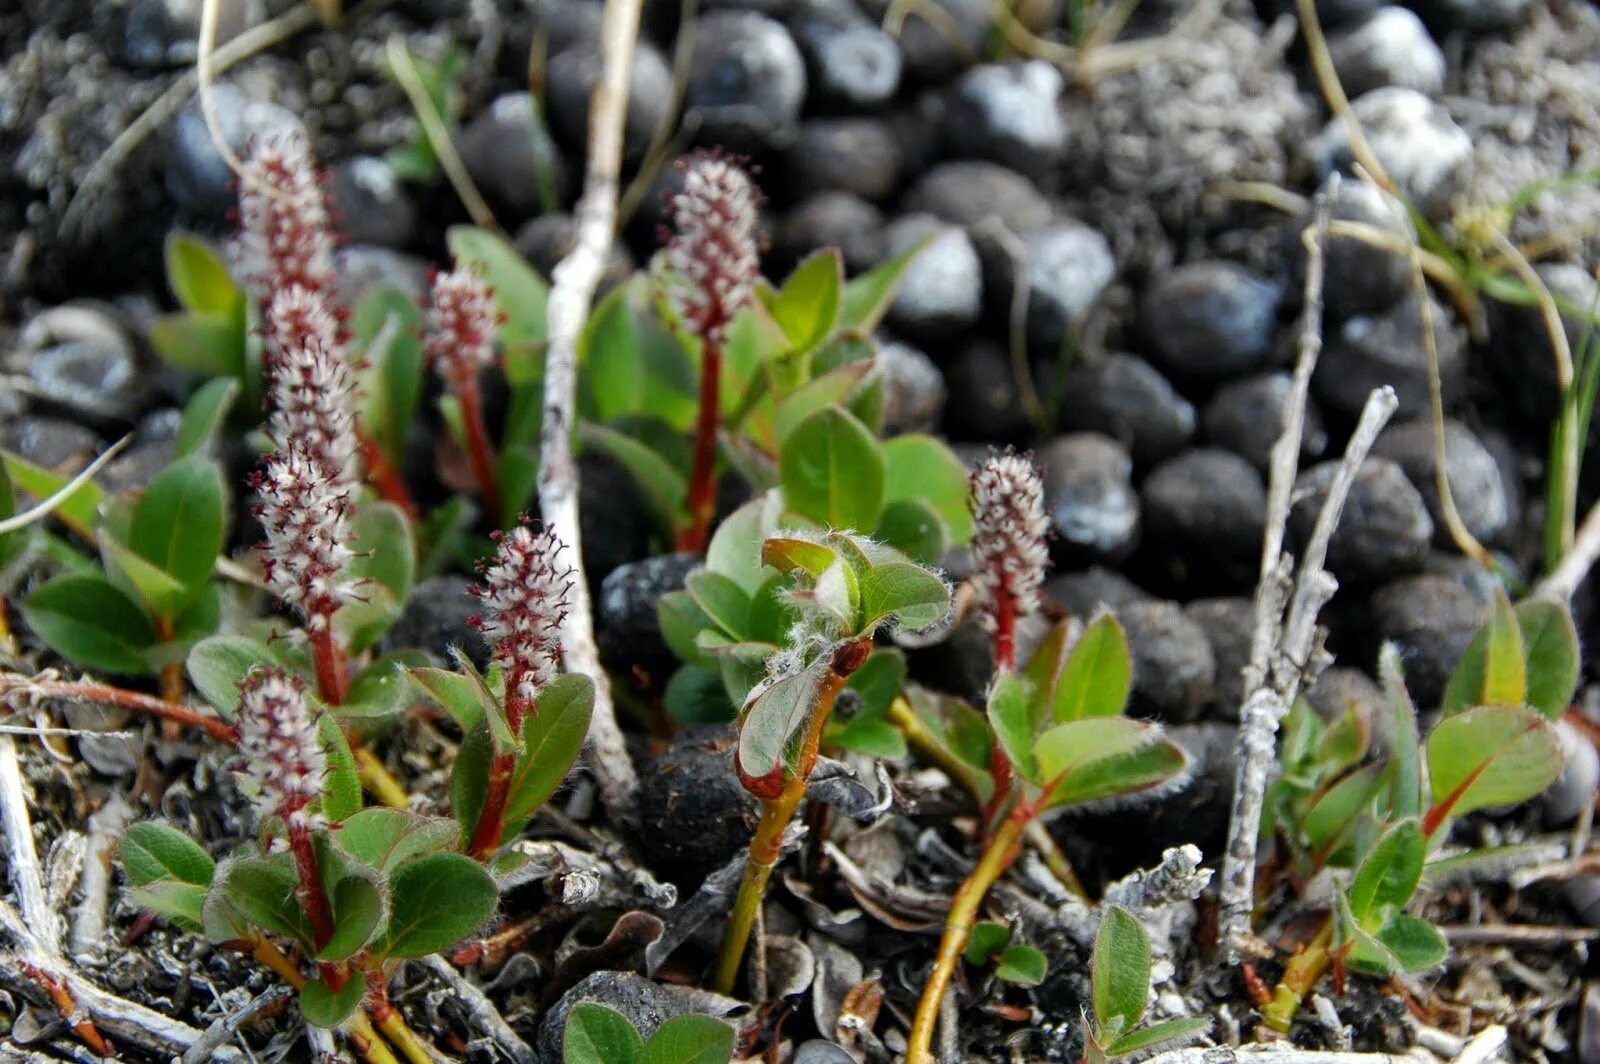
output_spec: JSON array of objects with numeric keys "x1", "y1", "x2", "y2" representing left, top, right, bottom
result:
[
  {"x1": 357, "y1": 429, "x2": 420, "y2": 523},
  {"x1": 18, "y1": 960, "x2": 113, "y2": 1057},
  {"x1": 19, "y1": 679, "x2": 238, "y2": 743},
  {"x1": 455, "y1": 374, "x2": 501, "y2": 528},
  {"x1": 982, "y1": 585, "x2": 1019, "y2": 833},
  {"x1": 310, "y1": 624, "x2": 348, "y2": 706},
  {"x1": 466, "y1": 686, "x2": 533, "y2": 859},
  {"x1": 287, "y1": 822, "x2": 340, "y2": 980},
  {"x1": 678, "y1": 338, "x2": 722, "y2": 553}
]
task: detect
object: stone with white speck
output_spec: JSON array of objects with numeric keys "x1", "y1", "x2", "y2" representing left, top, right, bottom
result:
[{"x1": 1310, "y1": 87, "x2": 1472, "y2": 215}]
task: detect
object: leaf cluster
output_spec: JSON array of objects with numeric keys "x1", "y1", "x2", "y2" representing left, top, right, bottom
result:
[
  {"x1": 563, "y1": 1002, "x2": 735, "y2": 1064},
  {"x1": 1084, "y1": 907, "x2": 1208, "y2": 1063}
]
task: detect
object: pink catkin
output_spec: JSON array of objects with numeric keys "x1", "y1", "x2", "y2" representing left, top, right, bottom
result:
[
  {"x1": 663, "y1": 154, "x2": 760, "y2": 344},
  {"x1": 425, "y1": 266, "x2": 500, "y2": 389},
  {"x1": 470, "y1": 518, "x2": 572, "y2": 717},
  {"x1": 236, "y1": 666, "x2": 327, "y2": 830},
  {"x1": 970, "y1": 453, "x2": 1050, "y2": 630}
]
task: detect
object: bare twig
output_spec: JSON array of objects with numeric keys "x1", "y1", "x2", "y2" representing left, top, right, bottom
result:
[
  {"x1": 69, "y1": 792, "x2": 134, "y2": 962},
  {"x1": 417, "y1": 956, "x2": 535, "y2": 1063},
  {"x1": 181, "y1": 985, "x2": 294, "y2": 1063},
  {"x1": 0, "y1": 435, "x2": 131, "y2": 536},
  {"x1": 1440, "y1": 924, "x2": 1600, "y2": 945},
  {"x1": 537, "y1": 0, "x2": 644, "y2": 822}
]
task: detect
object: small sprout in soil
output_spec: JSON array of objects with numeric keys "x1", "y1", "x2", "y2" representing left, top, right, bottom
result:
[
  {"x1": 563, "y1": 1002, "x2": 736, "y2": 1064},
  {"x1": 1084, "y1": 906, "x2": 1209, "y2": 1063}
]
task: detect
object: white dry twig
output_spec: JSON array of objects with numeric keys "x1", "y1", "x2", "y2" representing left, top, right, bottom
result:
[
  {"x1": 69, "y1": 792, "x2": 134, "y2": 962},
  {"x1": 537, "y1": 0, "x2": 646, "y2": 822},
  {"x1": 0, "y1": 435, "x2": 132, "y2": 536},
  {"x1": 418, "y1": 956, "x2": 536, "y2": 1063},
  {"x1": 1218, "y1": 180, "x2": 1403, "y2": 960},
  {"x1": 1536, "y1": 497, "x2": 1600, "y2": 602}
]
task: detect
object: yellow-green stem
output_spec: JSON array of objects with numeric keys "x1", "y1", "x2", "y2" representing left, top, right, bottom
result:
[
  {"x1": 248, "y1": 938, "x2": 404, "y2": 1064},
  {"x1": 905, "y1": 813, "x2": 1028, "y2": 1064},
  {"x1": 354, "y1": 744, "x2": 410, "y2": 810},
  {"x1": 1262, "y1": 919, "x2": 1334, "y2": 1033}
]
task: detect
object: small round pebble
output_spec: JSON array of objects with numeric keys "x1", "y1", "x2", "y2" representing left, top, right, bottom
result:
[
  {"x1": 945, "y1": 61, "x2": 1067, "y2": 182},
  {"x1": 547, "y1": 42, "x2": 674, "y2": 163},
  {"x1": 1304, "y1": 666, "x2": 1390, "y2": 750},
  {"x1": 1036, "y1": 433, "x2": 1141, "y2": 565},
  {"x1": 597, "y1": 553, "x2": 702, "y2": 683},
  {"x1": 1309, "y1": 87, "x2": 1472, "y2": 215},
  {"x1": 877, "y1": 340, "x2": 947, "y2": 434},
  {"x1": 1290, "y1": 457, "x2": 1434, "y2": 586},
  {"x1": 1543, "y1": 720, "x2": 1600, "y2": 828},
  {"x1": 1284, "y1": 178, "x2": 1413, "y2": 322},
  {"x1": 638, "y1": 726, "x2": 761, "y2": 888},
  {"x1": 21, "y1": 304, "x2": 146, "y2": 424},
  {"x1": 1043, "y1": 567, "x2": 1152, "y2": 619},
  {"x1": 1327, "y1": 7, "x2": 1446, "y2": 98},
  {"x1": 785, "y1": 118, "x2": 902, "y2": 202},
  {"x1": 1370, "y1": 573, "x2": 1486, "y2": 708},
  {"x1": 165, "y1": 82, "x2": 302, "y2": 215},
  {"x1": 1140, "y1": 449, "x2": 1267, "y2": 563},
  {"x1": 457, "y1": 94, "x2": 574, "y2": 220},
  {"x1": 985, "y1": 218, "x2": 1117, "y2": 350},
  {"x1": 377, "y1": 577, "x2": 488, "y2": 668},
  {"x1": 1313, "y1": 292, "x2": 1466, "y2": 420},
  {"x1": 882, "y1": 214, "x2": 984, "y2": 342},
  {"x1": 1117, "y1": 600, "x2": 1217, "y2": 722},
  {"x1": 328, "y1": 156, "x2": 416, "y2": 248},
  {"x1": 775, "y1": 192, "x2": 885, "y2": 274},
  {"x1": 1140, "y1": 261, "x2": 1282, "y2": 379},
  {"x1": 1182, "y1": 597, "x2": 1254, "y2": 719},
  {"x1": 686, "y1": 10, "x2": 809, "y2": 151},
  {"x1": 904, "y1": 160, "x2": 1052, "y2": 237},
  {"x1": 1202, "y1": 372, "x2": 1328, "y2": 471},
  {"x1": 1059, "y1": 353, "x2": 1195, "y2": 468},
  {"x1": 1371, "y1": 418, "x2": 1513, "y2": 547},
  {"x1": 941, "y1": 340, "x2": 1032, "y2": 443},
  {"x1": 514, "y1": 214, "x2": 634, "y2": 294},
  {"x1": 789, "y1": 0, "x2": 903, "y2": 108},
  {"x1": 858, "y1": 0, "x2": 989, "y2": 82},
  {"x1": 538, "y1": 973, "x2": 701, "y2": 1060}
]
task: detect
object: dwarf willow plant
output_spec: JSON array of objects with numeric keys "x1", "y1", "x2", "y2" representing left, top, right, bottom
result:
[
  {"x1": 563, "y1": 1003, "x2": 736, "y2": 1064},
  {"x1": 710, "y1": 528, "x2": 951, "y2": 993},
  {"x1": 904, "y1": 456, "x2": 1190, "y2": 1064},
  {"x1": 1261, "y1": 589, "x2": 1577, "y2": 1030},
  {"x1": 1084, "y1": 907, "x2": 1209, "y2": 1062}
]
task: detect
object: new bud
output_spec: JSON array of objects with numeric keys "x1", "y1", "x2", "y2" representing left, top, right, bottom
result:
[
  {"x1": 970, "y1": 453, "x2": 1050, "y2": 633},
  {"x1": 470, "y1": 518, "x2": 572, "y2": 719},
  {"x1": 236, "y1": 667, "x2": 327, "y2": 829},
  {"x1": 663, "y1": 154, "x2": 760, "y2": 344}
]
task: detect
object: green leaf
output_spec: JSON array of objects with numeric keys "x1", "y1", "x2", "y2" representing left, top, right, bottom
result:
[
  {"x1": 1036, "y1": 718, "x2": 1159, "y2": 791},
  {"x1": 187, "y1": 636, "x2": 277, "y2": 717},
  {"x1": 350, "y1": 285, "x2": 426, "y2": 465},
  {"x1": 166, "y1": 233, "x2": 242, "y2": 315},
  {"x1": 1348, "y1": 819, "x2": 1424, "y2": 923},
  {"x1": 965, "y1": 921, "x2": 1012, "y2": 965},
  {"x1": 300, "y1": 971, "x2": 367, "y2": 1028},
  {"x1": 1441, "y1": 588, "x2": 1525, "y2": 715},
  {"x1": 129, "y1": 456, "x2": 227, "y2": 602},
  {"x1": 580, "y1": 421, "x2": 690, "y2": 532},
  {"x1": 1516, "y1": 599, "x2": 1580, "y2": 720},
  {"x1": 841, "y1": 237, "x2": 928, "y2": 332},
  {"x1": 907, "y1": 687, "x2": 994, "y2": 798},
  {"x1": 318, "y1": 870, "x2": 385, "y2": 962},
  {"x1": 760, "y1": 536, "x2": 838, "y2": 579},
  {"x1": 130, "y1": 880, "x2": 209, "y2": 933},
  {"x1": 1105, "y1": 1017, "x2": 1210, "y2": 1057},
  {"x1": 1043, "y1": 733, "x2": 1189, "y2": 810},
  {"x1": 103, "y1": 539, "x2": 192, "y2": 621},
  {"x1": 707, "y1": 493, "x2": 782, "y2": 593},
  {"x1": 1376, "y1": 913, "x2": 1447, "y2": 972},
  {"x1": 564, "y1": 1003, "x2": 644, "y2": 1064},
  {"x1": 0, "y1": 462, "x2": 21, "y2": 570},
  {"x1": 174, "y1": 378, "x2": 241, "y2": 458},
  {"x1": 1380, "y1": 645, "x2": 1422, "y2": 820},
  {"x1": 640, "y1": 1015, "x2": 736, "y2": 1064},
  {"x1": 1426, "y1": 704, "x2": 1564, "y2": 824},
  {"x1": 1091, "y1": 905, "x2": 1149, "y2": 1032},
  {"x1": 2, "y1": 450, "x2": 105, "y2": 542},
  {"x1": 738, "y1": 661, "x2": 828, "y2": 782},
  {"x1": 22, "y1": 574, "x2": 155, "y2": 675},
  {"x1": 685, "y1": 571, "x2": 752, "y2": 639},
  {"x1": 873, "y1": 498, "x2": 947, "y2": 565},
  {"x1": 334, "y1": 808, "x2": 457, "y2": 873},
  {"x1": 996, "y1": 945, "x2": 1048, "y2": 986},
  {"x1": 447, "y1": 226, "x2": 550, "y2": 349},
  {"x1": 148, "y1": 312, "x2": 245, "y2": 378},
  {"x1": 987, "y1": 673, "x2": 1037, "y2": 783},
  {"x1": 336, "y1": 655, "x2": 418, "y2": 722},
  {"x1": 1331, "y1": 885, "x2": 1400, "y2": 978},
  {"x1": 216, "y1": 855, "x2": 314, "y2": 948},
  {"x1": 348, "y1": 500, "x2": 414, "y2": 605},
  {"x1": 774, "y1": 361, "x2": 875, "y2": 445},
  {"x1": 881, "y1": 435, "x2": 974, "y2": 545},
  {"x1": 122, "y1": 823, "x2": 214, "y2": 887},
  {"x1": 772, "y1": 249, "x2": 843, "y2": 352},
  {"x1": 451, "y1": 724, "x2": 493, "y2": 844},
  {"x1": 581, "y1": 284, "x2": 642, "y2": 421},
  {"x1": 1054, "y1": 614, "x2": 1132, "y2": 723},
  {"x1": 856, "y1": 561, "x2": 950, "y2": 634},
  {"x1": 1302, "y1": 763, "x2": 1385, "y2": 866},
  {"x1": 658, "y1": 590, "x2": 717, "y2": 668},
  {"x1": 502, "y1": 673, "x2": 596, "y2": 834},
  {"x1": 779, "y1": 407, "x2": 885, "y2": 533},
  {"x1": 318, "y1": 715, "x2": 362, "y2": 824},
  {"x1": 405, "y1": 666, "x2": 491, "y2": 731},
  {"x1": 664, "y1": 665, "x2": 737, "y2": 725},
  {"x1": 373, "y1": 853, "x2": 497, "y2": 959},
  {"x1": 829, "y1": 649, "x2": 908, "y2": 756}
]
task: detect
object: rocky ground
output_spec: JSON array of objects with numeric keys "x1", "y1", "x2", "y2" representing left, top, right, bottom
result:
[{"x1": 4, "y1": 0, "x2": 1600, "y2": 1059}]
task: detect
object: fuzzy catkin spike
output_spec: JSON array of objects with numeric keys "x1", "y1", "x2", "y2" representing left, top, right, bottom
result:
[
  {"x1": 426, "y1": 266, "x2": 500, "y2": 386},
  {"x1": 236, "y1": 667, "x2": 326, "y2": 829},
  {"x1": 663, "y1": 154, "x2": 760, "y2": 344},
  {"x1": 254, "y1": 445, "x2": 359, "y2": 629},
  {"x1": 262, "y1": 286, "x2": 362, "y2": 493},
  {"x1": 231, "y1": 133, "x2": 337, "y2": 301},
  {"x1": 970, "y1": 453, "x2": 1050, "y2": 626},
  {"x1": 470, "y1": 518, "x2": 573, "y2": 714}
]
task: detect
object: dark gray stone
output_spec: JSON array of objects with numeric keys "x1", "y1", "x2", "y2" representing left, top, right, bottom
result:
[
  {"x1": 580, "y1": 451, "x2": 653, "y2": 589},
  {"x1": 456, "y1": 93, "x2": 574, "y2": 220},
  {"x1": 537, "y1": 972, "x2": 692, "y2": 1061},
  {"x1": 1290, "y1": 458, "x2": 1433, "y2": 586},
  {"x1": 1314, "y1": 292, "x2": 1466, "y2": 420},
  {"x1": 1487, "y1": 263, "x2": 1595, "y2": 427},
  {"x1": 333, "y1": 246, "x2": 430, "y2": 307},
  {"x1": 904, "y1": 160, "x2": 1052, "y2": 238},
  {"x1": 124, "y1": 0, "x2": 262, "y2": 67},
  {"x1": 785, "y1": 118, "x2": 902, "y2": 202},
  {"x1": 1140, "y1": 261, "x2": 1281, "y2": 379},
  {"x1": 1117, "y1": 601, "x2": 1216, "y2": 722},
  {"x1": 328, "y1": 156, "x2": 416, "y2": 248},
  {"x1": 877, "y1": 340, "x2": 946, "y2": 435},
  {"x1": 377, "y1": 577, "x2": 489, "y2": 668},
  {"x1": 1140, "y1": 449, "x2": 1267, "y2": 563},
  {"x1": 597, "y1": 553, "x2": 701, "y2": 682},
  {"x1": 858, "y1": 0, "x2": 989, "y2": 82},
  {"x1": 1, "y1": 417, "x2": 103, "y2": 472},
  {"x1": 1202, "y1": 372, "x2": 1328, "y2": 471},
  {"x1": 1370, "y1": 573, "x2": 1485, "y2": 708},
  {"x1": 514, "y1": 213, "x2": 633, "y2": 293},
  {"x1": 546, "y1": 41, "x2": 673, "y2": 163},
  {"x1": 21, "y1": 305, "x2": 146, "y2": 424},
  {"x1": 1543, "y1": 720, "x2": 1600, "y2": 828},
  {"x1": 1036, "y1": 433, "x2": 1141, "y2": 565},
  {"x1": 637, "y1": 726, "x2": 760, "y2": 888},
  {"x1": 1371, "y1": 418, "x2": 1513, "y2": 547},
  {"x1": 1043, "y1": 567, "x2": 1152, "y2": 619},
  {"x1": 165, "y1": 82, "x2": 303, "y2": 215},
  {"x1": 1058, "y1": 354, "x2": 1195, "y2": 467},
  {"x1": 1285, "y1": 178, "x2": 1413, "y2": 322},
  {"x1": 984, "y1": 218, "x2": 1116, "y2": 350},
  {"x1": 1182, "y1": 597, "x2": 1254, "y2": 719},
  {"x1": 945, "y1": 62, "x2": 1066, "y2": 182},
  {"x1": 1409, "y1": 0, "x2": 1529, "y2": 31},
  {"x1": 941, "y1": 339, "x2": 1031, "y2": 443},
  {"x1": 686, "y1": 11, "x2": 809, "y2": 151},
  {"x1": 882, "y1": 214, "x2": 983, "y2": 342},
  {"x1": 789, "y1": 0, "x2": 903, "y2": 108},
  {"x1": 775, "y1": 192, "x2": 885, "y2": 274},
  {"x1": 1327, "y1": 8, "x2": 1445, "y2": 98},
  {"x1": 1309, "y1": 87, "x2": 1471, "y2": 215}
]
